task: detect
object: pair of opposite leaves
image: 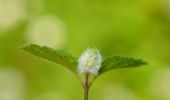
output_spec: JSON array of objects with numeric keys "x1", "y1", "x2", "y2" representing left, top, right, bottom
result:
[{"x1": 21, "y1": 44, "x2": 147, "y2": 77}]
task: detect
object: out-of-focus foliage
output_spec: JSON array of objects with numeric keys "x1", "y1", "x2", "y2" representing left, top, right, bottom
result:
[{"x1": 0, "y1": 0, "x2": 170, "y2": 100}]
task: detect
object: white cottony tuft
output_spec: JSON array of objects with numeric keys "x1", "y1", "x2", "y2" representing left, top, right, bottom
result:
[{"x1": 78, "y1": 48, "x2": 102, "y2": 75}]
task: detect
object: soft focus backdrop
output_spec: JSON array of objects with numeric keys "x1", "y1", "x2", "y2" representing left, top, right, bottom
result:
[{"x1": 0, "y1": 0, "x2": 170, "y2": 100}]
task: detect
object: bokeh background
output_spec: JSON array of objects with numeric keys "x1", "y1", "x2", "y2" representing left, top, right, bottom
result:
[{"x1": 0, "y1": 0, "x2": 170, "y2": 100}]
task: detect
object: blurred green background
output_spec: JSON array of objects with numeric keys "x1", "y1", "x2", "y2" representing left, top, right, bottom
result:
[{"x1": 0, "y1": 0, "x2": 170, "y2": 100}]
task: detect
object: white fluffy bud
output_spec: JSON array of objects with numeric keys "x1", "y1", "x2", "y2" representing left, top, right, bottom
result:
[{"x1": 78, "y1": 48, "x2": 102, "y2": 75}]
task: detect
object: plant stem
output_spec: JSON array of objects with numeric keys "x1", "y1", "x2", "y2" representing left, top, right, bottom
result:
[{"x1": 84, "y1": 73, "x2": 89, "y2": 100}]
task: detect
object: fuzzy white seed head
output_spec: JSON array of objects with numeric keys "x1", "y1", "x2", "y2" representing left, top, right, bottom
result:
[{"x1": 78, "y1": 48, "x2": 102, "y2": 75}]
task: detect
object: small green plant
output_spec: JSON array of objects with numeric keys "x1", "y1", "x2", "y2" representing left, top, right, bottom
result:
[{"x1": 21, "y1": 44, "x2": 147, "y2": 100}]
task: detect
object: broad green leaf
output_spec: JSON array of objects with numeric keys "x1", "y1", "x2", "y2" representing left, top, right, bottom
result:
[
  {"x1": 21, "y1": 44, "x2": 77, "y2": 74},
  {"x1": 99, "y1": 56, "x2": 147, "y2": 75}
]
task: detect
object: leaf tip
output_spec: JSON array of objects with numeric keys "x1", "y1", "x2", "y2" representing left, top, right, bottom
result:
[
  {"x1": 19, "y1": 44, "x2": 37, "y2": 50},
  {"x1": 19, "y1": 44, "x2": 29, "y2": 50},
  {"x1": 141, "y1": 60, "x2": 148, "y2": 66}
]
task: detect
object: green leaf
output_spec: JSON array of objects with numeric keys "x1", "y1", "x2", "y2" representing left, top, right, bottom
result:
[
  {"x1": 20, "y1": 44, "x2": 77, "y2": 74},
  {"x1": 99, "y1": 56, "x2": 147, "y2": 75}
]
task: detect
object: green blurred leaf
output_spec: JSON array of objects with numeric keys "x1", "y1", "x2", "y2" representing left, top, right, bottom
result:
[
  {"x1": 21, "y1": 44, "x2": 77, "y2": 74},
  {"x1": 99, "y1": 56, "x2": 147, "y2": 75}
]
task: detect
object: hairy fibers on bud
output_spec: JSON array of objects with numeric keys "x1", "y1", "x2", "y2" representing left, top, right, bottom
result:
[{"x1": 78, "y1": 48, "x2": 102, "y2": 75}]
